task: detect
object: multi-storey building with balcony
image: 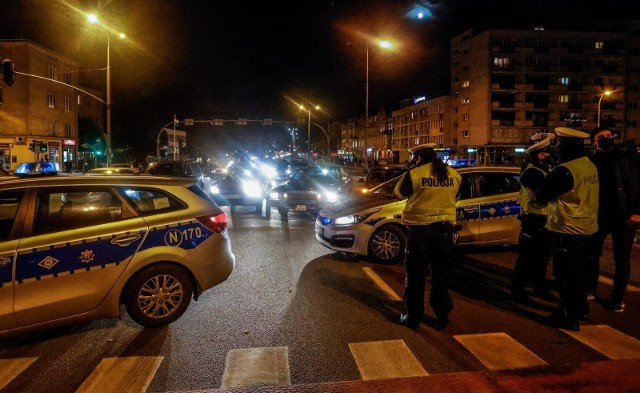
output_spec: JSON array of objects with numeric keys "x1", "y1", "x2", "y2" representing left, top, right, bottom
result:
[
  {"x1": 451, "y1": 27, "x2": 639, "y2": 165},
  {"x1": 391, "y1": 95, "x2": 452, "y2": 164},
  {"x1": 0, "y1": 39, "x2": 81, "y2": 170}
]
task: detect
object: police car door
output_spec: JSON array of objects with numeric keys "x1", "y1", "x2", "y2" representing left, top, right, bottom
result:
[
  {"x1": 475, "y1": 172, "x2": 521, "y2": 244},
  {"x1": 0, "y1": 190, "x2": 27, "y2": 331},
  {"x1": 455, "y1": 173, "x2": 481, "y2": 244},
  {"x1": 13, "y1": 187, "x2": 148, "y2": 327}
]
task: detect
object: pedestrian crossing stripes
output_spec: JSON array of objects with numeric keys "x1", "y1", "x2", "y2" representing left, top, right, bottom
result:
[{"x1": 2, "y1": 326, "x2": 639, "y2": 392}]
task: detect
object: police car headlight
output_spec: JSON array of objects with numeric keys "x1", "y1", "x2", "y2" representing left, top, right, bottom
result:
[
  {"x1": 210, "y1": 185, "x2": 220, "y2": 194},
  {"x1": 242, "y1": 180, "x2": 262, "y2": 197},
  {"x1": 334, "y1": 208, "x2": 381, "y2": 225}
]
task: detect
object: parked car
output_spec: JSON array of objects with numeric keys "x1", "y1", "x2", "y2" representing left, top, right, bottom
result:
[
  {"x1": 355, "y1": 165, "x2": 407, "y2": 194},
  {"x1": 111, "y1": 162, "x2": 141, "y2": 174},
  {"x1": 315, "y1": 166, "x2": 522, "y2": 263},
  {"x1": 0, "y1": 174, "x2": 234, "y2": 337},
  {"x1": 87, "y1": 167, "x2": 139, "y2": 175},
  {"x1": 268, "y1": 164, "x2": 353, "y2": 219},
  {"x1": 209, "y1": 162, "x2": 272, "y2": 214},
  {"x1": 144, "y1": 160, "x2": 209, "y2": 192}
]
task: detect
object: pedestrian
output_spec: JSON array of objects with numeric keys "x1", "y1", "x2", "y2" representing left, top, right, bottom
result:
[
  {"x1": 584, "y1": 126, "x2": 640, "y2": 312},
  {"x1": 393, "y1": 143, "x2": 461, "y2": 331},
  {"x1": 512, "y1": 134, "x2": 556, "y2": 303},
  {"x1": 535, "y1": 127, "x2": 599, "y2": 331}
]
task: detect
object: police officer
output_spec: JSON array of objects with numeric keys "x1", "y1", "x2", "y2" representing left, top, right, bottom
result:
[
  {"x1": 512, "y1": 135, "x2": 556, "y2": 303},
  {"x1": 536, "y1": 127, "x2": 599, "y2": 331},
  {"x1": 393, "y1": 143, "x2": 461, "y2": 331}
]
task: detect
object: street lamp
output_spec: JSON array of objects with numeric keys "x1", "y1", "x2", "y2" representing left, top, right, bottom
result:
[
  {"x1": 300, "y1": 104, "x2": 320, "y2": 164},
  {"x1": 364, "y1": 40, "x2": 393, "y2": 169},
  {"x1": 88, "y1": 13, "x2": 126, "y2": 166},
  {"x1": 597, "y1": 90, "x2": 613, "y2": 127}
]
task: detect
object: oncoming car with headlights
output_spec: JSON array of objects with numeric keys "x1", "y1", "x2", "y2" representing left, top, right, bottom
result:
[
  {"x1": 209, "y1": 162, "x2": 272, "y2": 215},
  {"x1": 0, "y1": 174, "x2": 235, "y2": 337},
  {"x1": 315, "y1": 166, "x2": 521, "y2": 263},
  {"x1": 268, "y1": 165, "x2": 352, "y2": 219}
]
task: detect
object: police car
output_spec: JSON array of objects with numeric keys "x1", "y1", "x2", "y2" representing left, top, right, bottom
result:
[
  {"x1": 315, "y1": 166, "x2": 521, "y2": 263},
  {"x1": 0, "y1": 174, "x2": 235, "y2": 337}
]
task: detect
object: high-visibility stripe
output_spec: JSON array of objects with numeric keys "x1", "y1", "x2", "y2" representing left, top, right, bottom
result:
[
  {"x1": 75, "y1": 356, "x2": 163, "y2": 393},
  {"x1": 349, "y1": 340, "x2": 428, "y2": 380},
  {"x1": 563, "y1": 325, "x2": 640, "y2": 360},
  {"x1": 222, "y1": 346, "x2": 290, "y2": 388},
  {"x1": 454, "y1": 332, "x2": 548, "y2": 370},
  {"x1": 0, "y1": 358, "x2": 37, "y2": 390}
]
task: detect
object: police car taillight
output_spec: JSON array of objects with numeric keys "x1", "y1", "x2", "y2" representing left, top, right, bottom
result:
[{"x1": 197, "y1": 212, "x2": 228, "y2": 233}]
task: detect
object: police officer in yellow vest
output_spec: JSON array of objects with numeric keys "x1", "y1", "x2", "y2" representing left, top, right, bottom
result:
[
  {"x1": 393, "y1": 143, "x2": 461, "y2": 331},
  {"x1": 512, "y1": 134, "x2": 556, "y2": 302},
  {"x1": 535, "y1": 127, "x2": 599, "y2": 331}
]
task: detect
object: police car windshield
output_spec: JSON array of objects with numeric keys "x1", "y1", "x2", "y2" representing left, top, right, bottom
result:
[{"x1": 368, "y1": 175, "x2": 402, "y2": 199}]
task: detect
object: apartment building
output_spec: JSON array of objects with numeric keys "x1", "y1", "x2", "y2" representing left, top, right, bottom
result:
[{"x1": 450, "y1": 28, "x2": 639, "y2": 165}]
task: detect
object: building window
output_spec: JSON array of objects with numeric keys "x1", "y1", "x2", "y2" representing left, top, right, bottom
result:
[
  {"x1": 63, "y1": 72, "x2": 72, "y2": 84},
  {"x1": 494, "y1": 57, "x2": 511, "y2": 67},
  {"x1": 463, "y1": 114, "x2": 470, "y2": 120},
  {"x1": 462, "y1": 131, "x2": 469, "y2": 138},
  {"x1": 559, "y1": 77, "x2": 569, "y2": 85},
  {"x1": 462, "y1": 80, "x2": 470, "y2": 88},
  {"x1": 559, "y1": 95, "x2": 569, "y2": 103},
  {"x1": 462, "y1": 98, "x2": 470, "y2": 104},
  {"x1": 64, "y1": 97, "x2": 71, "y2": 111},
  {"x1": 0, "y1": 87, "x2": 3, "y2": 104},
  {"x1": 47, "y1": 65, "x2": 57, "y2": 80},
  {"x1": 628, "y1": 102, "x2": 638, "y2": 109},
  {"x1": 454, "y1": 91, "x2": 459, "y2": 97},
  {"x1": 65, "y1": 124, "x2": 72, "y2": 137},
  {"x1": 462, "y1": 64, "x2": 470, "y2": 71},
  {"x1": 595, "y1": 41, "x2": 604, "y2": 49},
  {"x1": 453, "y1": 107, "x2": 458, "y2": 114},
  {"x1": 48, "y1": 92, "x2": 56, "y2": 108},
  {"x1": 463, "y1": 47, "x2": 470, "y2": 54}
]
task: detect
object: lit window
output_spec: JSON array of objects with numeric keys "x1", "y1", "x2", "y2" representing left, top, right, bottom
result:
[
  {"x1": 560, "y1": 77, "x2": 569, "y2": 85},
  {"x1": 463, "y1": 114, "x2": 470, "y2": 120},
  {"x1": 47, "y1": 65, "x2": 57, "y2": 80},
  {"x1": 462, "y1": 80, "x2": 470, "y2": 88},
  {"x1": 64, "y1": 97, "x2": 71, "y2": 111},
  {"x1": 462, "y1": 98, "x2": 470, "y2": 104},
  {"x1": 48, "y1": 92, "x2": 56, "y2": 108},
  {"x1": 559, "y1": 95, "x2": 569, "y2": 103},
  {"x1": 595, "y1": 41, "x2": 604, "y2": 49},
  {"x1": 494, "y1": 57, "x2": 511, "y2": 67}
]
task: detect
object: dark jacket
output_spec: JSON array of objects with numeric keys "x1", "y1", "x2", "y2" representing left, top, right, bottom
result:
[{"x1": 590, "y1": 147, "x2": 640, "y2": 219}]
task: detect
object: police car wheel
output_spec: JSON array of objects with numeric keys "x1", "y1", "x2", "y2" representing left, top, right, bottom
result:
[
  {"x1": 368, "y1": 225, "x2": 406, "y2": 264},
  {"x1": 124, "y1": 264, "x2": 193, "y2": 328}
]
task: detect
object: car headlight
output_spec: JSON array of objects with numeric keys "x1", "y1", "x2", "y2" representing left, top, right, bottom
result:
[
  {"x1": 318, "y1": 192, "x2": 337, "y2": 202},
  {"x1": 210, "y1": 185, "x2": 220, "y2": 194},
  {"x1": 334, "y1": 208, "x2": 381, "y2": 225},
  {"x1": 243, "y1": 180, "x2": 262, "y2": 197},
  {"x1": 270, "y1": 192, "x2": 279, "y2": 200}
]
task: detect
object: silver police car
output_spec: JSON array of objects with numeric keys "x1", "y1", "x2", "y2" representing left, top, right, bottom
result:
[
  {"x1": 315, "y1": 166, "x2": 522, "y2": 263},
  {"x1": 0, "y1": 174, "x2": 235, "y2": 337}
]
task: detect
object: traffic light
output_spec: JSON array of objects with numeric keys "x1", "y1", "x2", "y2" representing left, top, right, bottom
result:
[
  {"x1": 2, "y1": 59, "x2": 15, "y2": 86},
  {"x1": 39, "y1": 142, "x2": 47, "y2": 153},
  {"x1": 28, "y1": 140, "x2": 35, "y2": 152}
]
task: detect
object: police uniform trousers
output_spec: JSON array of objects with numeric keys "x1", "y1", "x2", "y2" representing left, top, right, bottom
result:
[
  {"x1": 403, "y1": 222, "x2": 454, "y2": 321},
  {"x1": 550, "y1": 232, "x2": 589, "y2": 320},
  {"x1": 584, "y1": 217, "x2": 638, "y2": 304},
  {"x1": 512, "y1": 213, "x2": 552, "y2": 293}
]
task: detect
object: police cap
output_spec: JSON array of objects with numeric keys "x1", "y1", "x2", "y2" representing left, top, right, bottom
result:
[
  {"x1": 554, "y1": 127, "x2": 590, "y2": 139},
  {"x1": 408, "y1": 143, "x2": 436, "y2": 154},
  {"x1": 525, "y1": 137, "x2": 553, "y2": 154}
]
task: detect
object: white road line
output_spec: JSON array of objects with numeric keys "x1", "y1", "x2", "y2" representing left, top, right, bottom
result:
[
  {"x1": 349, "y1": 340, "x2": 428, "y2": 380},
  {"x1": 0, "y1": 357, "x2": 37, "y2": 390},
  {"x1": 563, "y1": 325, "x2": 640, "y2": 360},
  {"x1": 362, "y1": 267, "x2": 402, "y2": 301},
  {"x1": 221, "y1": 346, "x2": 291, "y2": 388},
  {"x1": 75, "y1": 356, "x2": 164, "y2": 393},
  {"x1": 454, "y1": 332, "x2": 548, "y2": 370}
]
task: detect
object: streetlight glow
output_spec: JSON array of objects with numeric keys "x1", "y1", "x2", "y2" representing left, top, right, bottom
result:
[
  {"x1": 87, "y1": 13, "x2": 98, "y2": 24},
  {"x1": 597, "y1": 90, "x2": 614, "y2": 127}
]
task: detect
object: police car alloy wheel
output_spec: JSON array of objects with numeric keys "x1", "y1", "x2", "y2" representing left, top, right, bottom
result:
[
  {"x1": 124, "y1": 264, "x2": 193, "y2": 328},
  {"x1": 368, "y1": 225, "x2": 406, "y2": 264}
]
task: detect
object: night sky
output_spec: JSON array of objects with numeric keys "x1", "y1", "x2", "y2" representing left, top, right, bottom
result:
[{"x1": 0, "y1": 0, "x2": 636, "y2": 157}]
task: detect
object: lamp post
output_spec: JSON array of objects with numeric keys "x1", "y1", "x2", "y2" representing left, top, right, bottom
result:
[
  {"x1": 597, "y1": 90, "x2": 613, "y2": 127},
  {"x1": 364, "y1": 40, "x2": 392, "y2": 169},
  {"x1": 300, "y1": 104, "x2": 320, "y2": 164}
]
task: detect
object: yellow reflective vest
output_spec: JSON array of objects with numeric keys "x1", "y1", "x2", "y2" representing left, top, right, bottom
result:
[
  {"x1": 393, "y1": 163, "x2": 461, "y2": 225},
  {"x1": 520, "y1": 163, "x2": 548, "y2": 216},
  {"x1": 546, "y1": 156, "x2": 599, "y2": 235}
]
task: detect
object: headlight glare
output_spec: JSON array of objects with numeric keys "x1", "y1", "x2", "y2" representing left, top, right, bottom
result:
[{"x1": 243, "y1": 180, "x2": 262, "y2": 197}]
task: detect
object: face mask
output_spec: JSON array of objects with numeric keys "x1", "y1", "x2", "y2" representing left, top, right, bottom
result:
[{"x1": 597, "y1": 137, "x2": 614, "y2": 151}]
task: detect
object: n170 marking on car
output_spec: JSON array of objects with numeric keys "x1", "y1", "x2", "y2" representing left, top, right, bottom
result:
[{"x1": 164, "y1": 227, "x2": 204, "y2": 247}]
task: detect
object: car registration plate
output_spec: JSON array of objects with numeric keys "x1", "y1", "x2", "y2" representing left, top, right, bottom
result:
[
  {"x1": 224, "y1": 194, "x2": 240, "y2": 199},
  {"x1": 295, "y1": 204, "x2": 307, "y2": 211}
]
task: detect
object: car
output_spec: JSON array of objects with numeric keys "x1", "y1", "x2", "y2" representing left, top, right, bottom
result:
[
  {"x1": 111, "y1": 162, "x2": 141, "y2": 174},
  {"x1": 144, "y1": 159, "x2": 209, "y2": 192},
  {"x1": 355, "y1": 165, "x2": 407, "y2": 194},
  {"x1": 209, "y1": 162, "x2": 272, "y2": 214},
  {"x1": 0, "y1": 174, "x2": 235, "y2": 337},
  {"x1": 268, "y1": 164, "x2": 353, "y2": 219},
  {"x1": 315, "y1": 166, "x2": 522, "y2": 263},
  {"x1": 87, "y1": 167, "x2": 139, "y2": 175},
  {"x1": 14, "y1": 161, "x2": 60, "y2": 177}
]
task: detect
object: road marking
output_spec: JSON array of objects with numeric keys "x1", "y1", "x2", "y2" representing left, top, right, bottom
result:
[
  {"x1": 599, "y1": 275, "x2": 640, "y2": 292},
  {"x1": 221, "y1": 346, "x2": 291, "y2": 388},
  {"x1": 454, "y1": 332, "x2": 548, "y2": 370},
  {"x1": 362, "y1": 267, "x2": 402, "y2": 301},
  {"x1": 349, "y1": 340, "x2": 428, "y2": 380},
  {"x1": 75, "y1": 356, "x2": 163, "y2": 393},
  {"x1": 563, "y1": 325, "x2": 640, "y2": 359},
  {"x1": 0, "y1": 358, "x2": 37, "y2": 390}
]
